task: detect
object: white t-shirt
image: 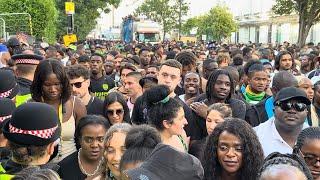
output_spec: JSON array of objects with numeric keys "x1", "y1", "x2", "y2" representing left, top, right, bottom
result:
[{"x1": 254, "y1": 117, "x2": 309, "y2": 157}]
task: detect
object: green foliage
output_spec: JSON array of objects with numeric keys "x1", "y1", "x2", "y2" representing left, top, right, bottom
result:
[
  {"x1": 55, "y1": 0, "x2": 121, "y2": 41},
  {"x1": 183, "y1": 6, "x2": 237, "y2": 41},
  {"x1": 0, "y1": 0, "x2": 58, "y2": 43},
  {"x1": 272, "y1": 0, "x2": 296, "y2": 15},
  {"x1": 181, "y1": 15, "x2": 197, "y2": 34},
  {"x1": 135, "y1": 0, "x2": 189, "y2": 38},
  {"x1": 272, "y1": 0, "x2": 320, "y2": 47}
]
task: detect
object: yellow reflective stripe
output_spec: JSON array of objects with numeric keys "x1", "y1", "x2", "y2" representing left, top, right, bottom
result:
[
  {"x1": 0, "y1": 163, "x2": 14, "y2": 180},
  {"x1": 15, "y1": 94, "x2": 31, "y2": 107},
  {"x1": 0, "y1": 174, "x2": 14, "y2": 180},
  {"x1": 0, "y1": 163, "x2": 5, "y2": 173}
]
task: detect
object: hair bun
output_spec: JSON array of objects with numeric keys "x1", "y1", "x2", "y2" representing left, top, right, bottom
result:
[
  {"x1": 144, "y1": 85, "x2": 170, "y2": 106},
  {"x1": 125, "y1": 125, "x2": 161, "y2": 149}
]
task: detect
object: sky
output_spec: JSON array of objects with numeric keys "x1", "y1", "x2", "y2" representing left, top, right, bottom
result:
[
  {"x1": 99, "y1": 0, "x2": 219, "y2": 29},
  {"x1": 97, "y1": 0, "x2": 275, "y2": 30}
]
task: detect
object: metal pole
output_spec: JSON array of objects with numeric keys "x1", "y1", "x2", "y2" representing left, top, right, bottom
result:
[
  {"x1": 0, "y1": 18, "x2": 6, "y2": 41},
  {"x1": 0, "y1": 13, "x2": 32, "y2": 36},
  {"x1": 178, "y1": 0, "x2": 182, "y2": 40}
]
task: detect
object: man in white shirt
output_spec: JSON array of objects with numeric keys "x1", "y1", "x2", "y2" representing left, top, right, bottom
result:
[{"x1": 254, "y1": 87, "x2": 310, "y2": 157}]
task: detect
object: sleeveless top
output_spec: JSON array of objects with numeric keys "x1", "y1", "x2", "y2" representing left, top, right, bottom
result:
[{"x1": 52, "y1": 97, "x2": 77, "y2": 162}]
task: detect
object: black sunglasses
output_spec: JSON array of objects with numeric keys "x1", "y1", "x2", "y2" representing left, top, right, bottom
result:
[
  {"x1": 276, "y1": 101, "x2": 307, "y2": 112},
  {"x1": 70, "y1": 80, "x2": 85, "y2": 88},
  {"x1": 106, "y1": 109, "x2": 124, "y2": 116}
]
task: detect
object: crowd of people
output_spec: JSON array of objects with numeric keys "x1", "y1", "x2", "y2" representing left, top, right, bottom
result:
[{"x1": 0, "y1": 37, "x2": 319, "y2": 180}]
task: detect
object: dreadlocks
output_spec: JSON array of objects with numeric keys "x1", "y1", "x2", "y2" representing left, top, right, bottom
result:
[{"x1": 206, "y1": 69, "x2": 235, "y2": 102}]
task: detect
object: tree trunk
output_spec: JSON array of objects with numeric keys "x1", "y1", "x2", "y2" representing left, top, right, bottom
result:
[
  {"x1": 297, "y1": 13, "x2": 312, "y2": 48},
  {"x1": 163, "y1": 26, "x2": 166, "y2": 41}
]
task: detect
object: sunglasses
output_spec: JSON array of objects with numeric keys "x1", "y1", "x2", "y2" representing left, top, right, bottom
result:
[
  {"x1": 106, "y1": 109, "x2": 124, "y2": 116},
  {"x1": 276, "y1": 101, "x2": 307, "y2": 112},
  {"x1": 70, "y1": 80, "x2": 86, "y2": 88}
]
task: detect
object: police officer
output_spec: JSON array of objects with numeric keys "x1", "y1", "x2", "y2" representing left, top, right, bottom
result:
[
  {"x1": 0, "y1": 102, "x2": 61, "y2": 178},
  {"x1": 11, "y1": 54, "x2": 44, "y2": 106}
]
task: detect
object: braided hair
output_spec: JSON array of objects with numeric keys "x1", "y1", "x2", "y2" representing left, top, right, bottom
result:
[
  {"x1": 293, "y1": 127, "x2": 320, "y2": 154},
  {"x1": 259, "y1": 152, "x2": 313, "y2": 180}
]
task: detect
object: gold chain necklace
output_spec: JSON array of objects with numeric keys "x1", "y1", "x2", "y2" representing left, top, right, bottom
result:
[{"x1": 78, "y1": 148, "x2": 104, "y2": 177}]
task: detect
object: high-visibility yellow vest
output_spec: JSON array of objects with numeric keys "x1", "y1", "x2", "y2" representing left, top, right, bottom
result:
[
  {"x1": 0, "y1": 163, "x2": 14, "y2": 180},
  {"x1": 15, "y1": 94, "x2": 31, "y2": 107}
]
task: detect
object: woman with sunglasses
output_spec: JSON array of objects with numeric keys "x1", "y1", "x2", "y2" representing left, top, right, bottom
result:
[
  {"x1": 103, "y1": 92, "x2": 131, "y2": 125},
  {"x1": 104, "y1": 123, "x2": 131, "y2": 180},
  {"x1": 31, "y1": 59, "x2": 87, "y2": 162},
  {"x1": 58, "y1": 115, "x2": 110, "y2": 179},
  {"x1": 202, "y1": 118, "x2": 264, "y2": 180},
  {"x1": 144, "y1": 85, "x2": 189, "y2": 152},
  {"x1": 293, "y1": 127, "x2": 320, "y2": 180}
]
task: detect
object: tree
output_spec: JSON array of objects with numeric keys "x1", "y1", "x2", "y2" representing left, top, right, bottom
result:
[
  {"x1": 182, "y1": 6, "x2": 237, "y2": 41},
  {"x1": 206, "y1": 6, "x2": 237, "y2": 41},
  {"x1": 55, "y1": 0, "x2": 121, "y2": 41},
  {"x1": 181, "y1": 15, "x2": 197, "y2": 35},
  {"x1": 272, "y1": 0, "x2": 320, "y2": 47},
  {"x1": 135, "y1": 0, "x2": 189, "y2": 40},
  {"x1": 0, "y1": 0, "x2": 58, "y2": 43}
]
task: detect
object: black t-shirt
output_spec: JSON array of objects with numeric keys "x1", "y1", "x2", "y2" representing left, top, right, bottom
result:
[
  {"x1": 89, "y1": 75, "x2": 115, "y2": 100},
  {"x1": 58, "y1": 152, "x2": 86, "y2": 180},
  {"x1": 86, "y1": 96, "x2": 104, "y2": 116},
  {"x1": 174, "y1": 82, "x2": 185, "y2": 96},
  {"x1": 131, "y1": 95, "x2": 147, "y2": 125}
]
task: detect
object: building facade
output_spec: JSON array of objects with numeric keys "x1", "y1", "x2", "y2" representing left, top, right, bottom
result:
[{"x1": 227, "y1": 0, "x2": 320, "y2": 45}]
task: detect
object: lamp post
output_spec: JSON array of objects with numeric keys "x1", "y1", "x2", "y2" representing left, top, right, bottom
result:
[{"x1": 178, "y1": 0, "x2": 182, "y2": 40}]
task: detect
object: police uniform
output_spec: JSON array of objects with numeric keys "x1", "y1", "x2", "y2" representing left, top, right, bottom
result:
[
  {"x1": 0, "y1": 103, "x2": 61, "y2": 178},
  {"x1": 11, "y1": 54, "x2": 44, "y2": 106}
]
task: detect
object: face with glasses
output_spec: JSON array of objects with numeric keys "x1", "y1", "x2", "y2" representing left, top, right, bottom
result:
[
  {"x1": 80, "y1": 124, "x2": 107, "y2": 161},
  {"x1": 106, "y1": 102, "x2": 125, "y2": 125},
  {"x1": 300, "y1": 139, "x2": 320, "y2": 180},
  {"x1": 69, "y1": 77, "x2": 89, "y2": 98},
  {"x1": 275, "y1": 99, "x2": 308, "y2": 128}
]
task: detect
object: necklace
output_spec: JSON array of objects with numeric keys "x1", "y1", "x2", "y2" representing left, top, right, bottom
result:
[{"x1": 78, "y1": 148, "x2": 104, "y2": 177}]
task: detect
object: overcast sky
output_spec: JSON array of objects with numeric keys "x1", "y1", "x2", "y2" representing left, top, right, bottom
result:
[
  {"x1": 99, "y1": 0, "x2": 274, "y2": 29},
  {"x1": 100, "y1": 0, "x2": 219, "y2": 28}
]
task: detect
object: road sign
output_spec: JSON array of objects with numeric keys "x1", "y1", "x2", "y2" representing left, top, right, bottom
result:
[
  {"x1": 202, "y1": 35, "x2": 207, "y2": 41},
  {"x1": 65, "y1": 2, "x2": 75, "y2": 15},
  {"x1": 63, "y1": 34, "x2": 77, "y2": 46}
]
